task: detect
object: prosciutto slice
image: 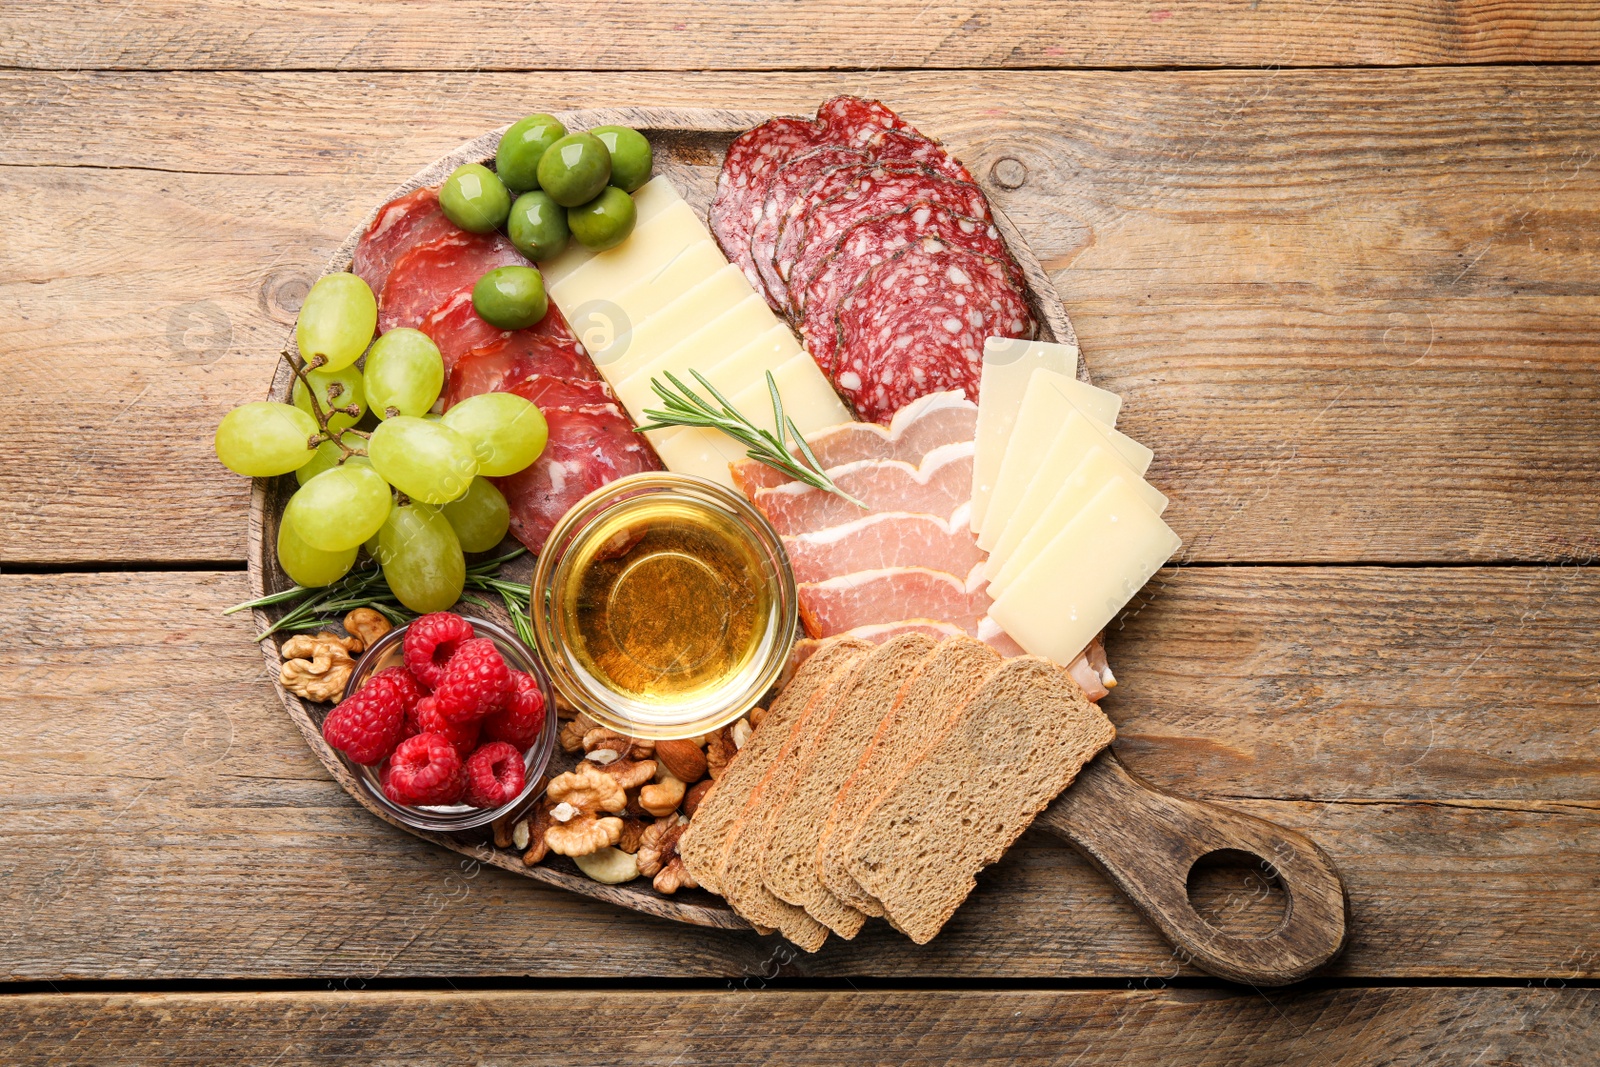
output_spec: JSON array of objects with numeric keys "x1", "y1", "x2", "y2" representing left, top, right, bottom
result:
[
  {"x1": 751, "y1": 441, "x2": 974, "y2": 536},
  {"x1": 783, "y1": 507, "x2": 983, "y2": 584},
  {"x1": 798, "y1": 566, "x2": 991, "y2": 638}
]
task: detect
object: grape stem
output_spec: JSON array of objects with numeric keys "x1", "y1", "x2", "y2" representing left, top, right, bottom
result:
[{"x1": 278, "y1": 349, "x2": 368, "y2": 460}]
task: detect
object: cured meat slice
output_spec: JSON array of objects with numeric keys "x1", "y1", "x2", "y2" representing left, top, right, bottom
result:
[
  {"x1": 351, "y1": 188, "x2": 459, "y2": 295},
  {"x1": 783, "y1": 510, "x2": 985, "y2": 584},
  {"x1": 750, "y1": 145, "x2": 869, "y2": 307},
  {"x1": 423, "y1": 287, "x2": 582, "y2": 376},
  {"x1": 493, "y1": 403, "x2": 662, "y2": 554},
  {"x1": 774, "y1": 164, "x2": 990, "y2": 315},
  {"x1": 504, "y1": 373, "x2": 616, "y2": 410},
  {"x1": 865, "y1": 128, "x2": 975, "y2": 185},
  {"x1": 443, "y1": 334, "x2": 598, "y2": 409},
  {"x1": 796, "y1": 205, "x2": 1016, "y2": 374},
  {"x1": 731, "y1": 391, "x2": 977, "y2": 496},
  {"x1": 710, "y1": 117, "x2": 829, "y2": 291},
  {"x1": 751, "y1": 441, "x2": 974, "y2": 536},
  {"x1": 378, "y1": 230, "x2": 528, "y2": 335},
  {"x1": 834, "y1": 239, "x2": 1033, "y2": 423},
  {"x1": 798, "y1": 566, "x2": 992, "y2": 638},
  {"x1": 817, "y1": 96, "x2": 911, "y2": 145}
]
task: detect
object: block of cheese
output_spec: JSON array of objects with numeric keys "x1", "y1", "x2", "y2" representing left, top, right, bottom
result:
[
  {"x1": 609, "y1": 294, "x2": 780, "y2": 413},
  {"x1": 972, "y1": 339, "x2": 1120, "y2": 535},
  {"x1": 539, "y1": 175, "x2": 681, "y2": 287},
  {"x1": 613, "y1": 321, "x2": 801, "y2": 415},
  {"x1": 978, "y1": 377, "x2": 1155, "y2": 552},
  {"x1": 547, "y1": 199, "x2": 712, "y2": 312},
  {"x1": 986, "y1": 445, "x2": 1168, "y2": 595},
  {"x1": 593, "y1": 264, "x2": 753, "y2": 375},
  {"x1": 728, "y1": 352, "x2": 852, "y2": 437},
  {"x1": 603, "y1": 239, "x2": 728, "y2": 325},
  {"x1": 989, "y1": 475, "x2": 1181, "y2": 665}
]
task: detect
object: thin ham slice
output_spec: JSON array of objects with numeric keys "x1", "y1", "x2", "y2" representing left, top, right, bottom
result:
[
  {"x1": 351, "y1": 188, "x2": 459, "y2": 295},
  {"x1": 732, "y1": 390, "x2": 976, "y2": 496},
  {"x1": 798, "y1": 565, "x2": 991, "y2": 637},
  {"x1": 379, "y1": 230, "x2": 528, "y2": 335},
  {"x1": 752, "y1": 440, "x2": 973, "y2": 536},
  {"x1": 783, "y1": 507, "x2": 981, "y2": 584}
]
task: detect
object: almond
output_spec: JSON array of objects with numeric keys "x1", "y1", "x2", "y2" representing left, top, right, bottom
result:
[
  {"x1": 683, "y1": 778, "x2": 714, "y2": 818},
  {"x1": 654, "y1": 738, "x2": 709, "y2": 783}
]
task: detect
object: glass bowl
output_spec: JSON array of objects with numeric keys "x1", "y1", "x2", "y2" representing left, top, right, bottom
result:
[
  {"x1": 335, "y1": 615, "x2": 557, "y2": 833},
  {"x1": 532, "y1": 472, "x2": 798, "y2": 741}
]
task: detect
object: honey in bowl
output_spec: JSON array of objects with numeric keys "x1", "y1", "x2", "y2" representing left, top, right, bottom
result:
[{"x1": 534, "y1": 473, "x2": 798, "y2": 740}]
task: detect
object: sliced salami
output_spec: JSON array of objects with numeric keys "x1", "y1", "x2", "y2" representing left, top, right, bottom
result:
[
  {"x1": 493, "y1": 403, "x2": 662, "y2": 553},
  {"x1": 796, "y1": 204, "x2": 1017, "y2": 374},
  {"x1": 817, "y1": 96, "x2": 911, "y2": 145},
  {"x1": 775, "y1": 164, "x2": 990, "y2": 315},
  {"x1": 421, "y1": 288, "x2": 580, "y2": 375},
  {"x1": 749, "y1": 145, "x2": 870, "y2": 307},
  {"x1": 833, "y1": 238, "x2": 1034, "y2": 424},
  {"x1": 378, "y1": 230, "x2": 528, "y2": 335},
  {"x1": 443, "y1": 335, "x2": 602, "y2": 410},
  {"x1": 865, "y1": 128, "x2": 975, "y2": 185},
  {"x1": 504, "y1": 374, "x2": 616, "y2": 410},
  {"x1": 351, "y1": 188, "x2": 460, "y2": 295},
  {"x1": 709, "y1": 116, "x2": 828, "y2": 291}
]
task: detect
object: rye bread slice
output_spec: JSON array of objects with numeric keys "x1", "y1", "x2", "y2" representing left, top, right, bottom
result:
[
  {"x1": 846, "y1": 656, "x2": 1116, "y2": 944},
  {"x1": 759, "y1": 632, "x2": 939, "y2": 937},
  {"x1": 816, "y1": 635, "x2": 1002, "y2": 916},
  {"x1": 679, "y1": 638, "x2": 871, "y2": 949}
]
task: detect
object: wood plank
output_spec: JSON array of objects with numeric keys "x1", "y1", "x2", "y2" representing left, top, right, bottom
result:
[
  {"x1": 5, "y1": 988, "x2": 1598, "y2": 1065},
  {"x1": 6, "y1": 68, "x2": 1599, "y2": 564},
  {"x1": 4, "y1": 1, "x2": 1599, "y2": 71},
  {"x1": 3, "y1": 569, "x2": 1595, "y2": 979}
]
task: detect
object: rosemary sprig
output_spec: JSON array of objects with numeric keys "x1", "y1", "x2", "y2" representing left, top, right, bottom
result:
[{"x1": 636, "y1": 369, "x2": 865, "y2": 507}]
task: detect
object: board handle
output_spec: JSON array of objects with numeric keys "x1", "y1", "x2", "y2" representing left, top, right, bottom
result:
[{"x1": 1036, "y1": 751, "x2": 1348, "y2": 986}]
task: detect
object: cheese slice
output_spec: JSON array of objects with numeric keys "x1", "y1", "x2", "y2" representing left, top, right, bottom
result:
[
  {"x1": 978, "y1": 386, "x2": 1154, "y2": 552},
  {"x1": 547, "y1": 199, "x2": 711, "y2": 311},
  {"x1": 539, "y1": 175, "x2": 683, "y2": 286},
  {"x1": 972, "y1": 340, "x2": 1120, "y2": 534},
  {"x1": 614, "y1": 322, "x2": 800, "y2": 415},
  {"x1": 646, "y1": 426, "x2": 750, "y2": 487},
  {"x1": 986, "y1": 445, "x2": 1168, "y2": 595},
  {"x1": 593, "y1": 264, "x2": 754, "y2": 376},
  {"x1": 727, "y1": 352, "x2": 852, "y2": 437},
  {"x1": 606, "y1": 294, "x2": 781, "y2": 420},
  {"x1": 988, "y1": 475, "x2": 1181, "y2": 665},
  {"x1": 604, "y1": 239, "x2": 729, "y2": 325}
]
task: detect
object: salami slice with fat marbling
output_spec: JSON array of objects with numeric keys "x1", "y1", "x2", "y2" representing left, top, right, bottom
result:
[
  {"x1": 833, "y1": 238, "x2": 1034, "y2": 423},
  {"x1": 378, "y1": 230, "x2": 529, "y2": 335},
  {"x1": 749, "y1": 144, "x2": 870, "y2": 307},
  {"x1": 709, "y1": 116, "x2": 829, "y2": 291},
  {"x1": 443, "y1": 335, "x2": 602, "y2": 409},
  {"x1": 421, "y1": 288, "x2": 580, "y2": 375},
  {"x1": 351, "y1": 188, "x2": 460, "y2": 296},
  {"x1": 817, "y1": 96, "x2": 911, "y2": 145}
]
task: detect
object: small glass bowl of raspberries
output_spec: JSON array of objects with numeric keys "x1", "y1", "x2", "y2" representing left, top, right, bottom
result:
[{"x1": 320, "y1": 611, "x2": 557, "y2": 833}]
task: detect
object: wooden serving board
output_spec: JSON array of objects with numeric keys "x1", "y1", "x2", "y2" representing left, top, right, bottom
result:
[{"x1": 246, "y1": 107, "x2": 1081, "y2": 932}]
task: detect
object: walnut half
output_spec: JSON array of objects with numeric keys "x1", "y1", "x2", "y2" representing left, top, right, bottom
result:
[{"x1": 280, "y1": 632, "x2": 361, "y2": 703}]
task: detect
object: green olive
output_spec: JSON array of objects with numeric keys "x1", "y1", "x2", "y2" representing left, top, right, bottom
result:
[
  {"x1": 439, "y1": 163, "x2": 511, "y2": 233},
  {"x1": 472, "y1": 265, "x2": 548, "y2": 330},
  {"x1": 535, "y1": 132, "x2": 611, "y2": 208},
  {"x1": 507, "y1": 190, "x2": 571, "y2": 261},
  {"x1": 567, "y1": 187, "x2": 637, "y2": 252},
  {"x1": 590, "y1": 126, "x2": 653, "y2": 193},
  {"x1": 496, "y1": 113, "x2": 566, "y2": 193}
]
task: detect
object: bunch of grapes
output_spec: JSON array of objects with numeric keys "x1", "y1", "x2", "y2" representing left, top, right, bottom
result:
[{"x1": 213, "y1": 272, "x2": 548, "y2": 612}]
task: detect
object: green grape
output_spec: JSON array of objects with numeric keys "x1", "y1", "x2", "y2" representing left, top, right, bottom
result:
[
  {"x1": 284, "y1": 465, "x2": 392, "y2": 552},
  {"x1": 294, "y1": 432, "x2": 371, "y2": 486},
  {"x1": 295, "y1": 272, "x2": 377, "y2": 372},
  {"x1": 214, "y1": 401, "x2": 318, "y2": 477},
  {"x1": 277, "y1": 513, "x2": 357, "y2": 587},
  {"x1": 377, "y1": 502, "x2": 465, "y2": 613},
  {"x1": 292, "y1": 364, "x2": 367, "y2": 432},
  {"x1": 364, "y1": 328, "x2": 444, "y2": 418},
  {"x1": 366, "y1": 415, "x2": 478, "y2": 504},
  {"x1": 440, "y1": 392, "x2": 548, "y2": 477},
  {"x1": 441, "y1": 476, "x2": 511, "y2": 552}
]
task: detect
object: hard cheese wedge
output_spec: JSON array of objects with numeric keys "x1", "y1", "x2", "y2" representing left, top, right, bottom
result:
[
  {"x1": 971, "y1": 338, "x2": 1120, "y2": 535},
  {"x1": 986, "y1": 444, "x2": 1169, "y2": 594},
  {"x1": 978, "y1": 372, "x2": 1155, "y2": 552},
  {"x1": 989, "y1": 475, "x2": 1181, "y2": 664}
]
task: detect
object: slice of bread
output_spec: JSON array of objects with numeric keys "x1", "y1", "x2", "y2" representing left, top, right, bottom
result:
[
  {"x1": 712, "y1": 645, "x2": 872, "y2": 949},
  {"x1": 816, "y1": 635, "x2": 1003, "y2": 917},
  {"x1": 846, "y1": 656, "x2": 1116, "y2": 944},
  {"x1": 759, "y1": 632, "x2": 940, "y2": 937},
  {"x1": 680, "y1": 637, "x2": 871, "y2": 950}
]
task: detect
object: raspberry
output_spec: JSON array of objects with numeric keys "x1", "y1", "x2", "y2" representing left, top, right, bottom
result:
[
  {"x1": 432, "y1": 638, "x2": 511, "y2": 723},
  {"x1": 373, "y1": 665, "x2": 427, "y2": 716},
  {"x1": 322, "y1": 672, "x2": 408, "y2": 765},
  {"x1": 403, "y1": 612, "x2": 475, "y2": 688},
  {"x1": 384, "y1": 733, "x2": 466, "y2": 806},
  {"x1": 414, "y1": 695, "x2": 480, "y2": 760},
  {"x1": 463, "y1": 741, "x2": 527, "y2": 809},
  {"x1": 483, "y1": 670, "x2": 547, "y2": 750}
]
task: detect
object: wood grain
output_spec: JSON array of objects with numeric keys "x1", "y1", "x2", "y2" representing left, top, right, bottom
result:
[
  {"x1": 4, "y1": 1, "x2": 1598, "y2": 71},
  {"x1": 3, "y1": 569, "x2": 1595, "y2": 980},
  {"x1": 6, "y1": 68, "x2": 1598, "y2": 564},
  {"x1": 5, "y1": 988, "x2": 1598, "y2": 1066}
]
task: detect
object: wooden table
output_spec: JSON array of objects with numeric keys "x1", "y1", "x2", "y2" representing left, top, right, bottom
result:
[{"x1": 4, "y1": 4, "x2": 1598, "y2": 1062}]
